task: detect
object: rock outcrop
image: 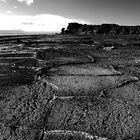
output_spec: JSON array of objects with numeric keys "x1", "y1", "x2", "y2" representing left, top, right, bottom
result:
[
  {"x1": 1, "y1": 34, "x2": 140, "y2": 140},
  {"x1": 63, "y1": 23, "x2": 140, "y2": 35}
]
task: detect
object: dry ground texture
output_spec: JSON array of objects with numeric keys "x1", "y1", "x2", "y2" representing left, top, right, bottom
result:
[{"x1": 0, "y1": 34, "x2": 140, "y2": 140}]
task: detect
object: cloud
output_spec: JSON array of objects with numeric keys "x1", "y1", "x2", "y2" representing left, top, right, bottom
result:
[
  {"x1": 0, "y1": 0, "x2": 33, "y2": 5},
  {"x1": 22, "y1": 22, "x2": 33, "y2": 25},
  {"x1": 17, "y1": 0, "x2": 34, "y2": 6},
  {"x1": 0, "y1": 14, "x2": 90, "y2": 32},
  {"x1": 0, "y1": 0, "x2": 6, "y2": 3},
  {"x1": 6, "y1": 10, "x2": 12, "y2": 14}
]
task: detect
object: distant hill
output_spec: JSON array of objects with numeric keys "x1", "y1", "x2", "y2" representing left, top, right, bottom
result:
[
  {"x1": 0, "y1": 30, "x2": 57, "y2": 35},
  {"x1": 62, "y1": 23, "x2": 140, "y2": 35},
  {"x1": 0, "y1": 30, "x2": 28, "y2": 35}
]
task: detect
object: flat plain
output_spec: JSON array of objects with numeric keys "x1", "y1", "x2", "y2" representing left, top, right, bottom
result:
[{"x1": 0, "y1": 34, "x2": 140, "y2": 140}]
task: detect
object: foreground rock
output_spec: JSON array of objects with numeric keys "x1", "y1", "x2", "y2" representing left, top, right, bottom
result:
[
  {"x1": 0, "y1": 63, "x2": 140, "y2": 140},
  {"x1": 0, "y1": 34, "x2": 140, "y2": 140}
]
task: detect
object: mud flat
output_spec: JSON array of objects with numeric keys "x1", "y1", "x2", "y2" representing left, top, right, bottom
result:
[{"x1": 0, "y1": 34, "x2": 140, "y2": 140}]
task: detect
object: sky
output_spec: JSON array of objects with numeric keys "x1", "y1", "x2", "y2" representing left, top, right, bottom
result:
[{"x1": 0, "y1": 0, "x2": 140, "y2": 32}]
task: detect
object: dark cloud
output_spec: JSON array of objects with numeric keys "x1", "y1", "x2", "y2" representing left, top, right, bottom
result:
[
  {"x1": 28, "y1": 0, "x2": 140, "y2": 25},
  {"x1": 1, "y1": 0, "x2": 140, "y2": 25}
]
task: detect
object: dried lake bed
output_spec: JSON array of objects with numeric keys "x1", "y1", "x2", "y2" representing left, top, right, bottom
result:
[{"x1": 0, "y1": 34, "x2": 140, "y2": 140}]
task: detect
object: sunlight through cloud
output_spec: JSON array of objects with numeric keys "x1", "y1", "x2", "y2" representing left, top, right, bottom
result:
[
  {"x1": 0, "y1": 0, "x2": 6, "y2": 3},
  {"x1": 6, "y1": 10, "x2": 12, "y2": 14},
  {"x1": 17, "y1": 0, "x2": 34, "y2": 6},
  {"x1": 0, "y1": 14, "x2": 89, "y2": 32}
]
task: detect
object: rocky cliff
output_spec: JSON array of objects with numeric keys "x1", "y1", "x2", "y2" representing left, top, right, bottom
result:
[{"x1": 63, "y1": 23, "x2": 140, "y2": 35}]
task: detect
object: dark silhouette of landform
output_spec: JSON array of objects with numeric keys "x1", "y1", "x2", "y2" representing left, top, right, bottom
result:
[{"x1": 62, "y1": 22, "x2": 140, "y2": 35}]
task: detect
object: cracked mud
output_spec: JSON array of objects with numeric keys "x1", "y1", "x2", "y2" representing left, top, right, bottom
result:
[{"x1": 0, "y1": 34, "x2": 140, "y2": 140}]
